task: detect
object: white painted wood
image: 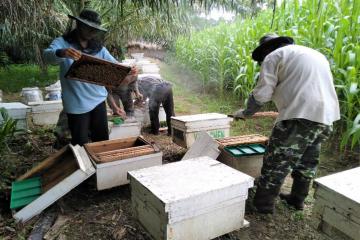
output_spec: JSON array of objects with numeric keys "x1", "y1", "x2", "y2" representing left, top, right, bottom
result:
[
  {"x1": 313, "y1": 167, "x2": 360, "y2": 239},
  {"x1": 133, "y1": 193, "x2": 246, "y2": 240},
  {"x1": 14, "y1": 145, "x2": 95, "y2": 223},
  {"x1": 321, "y1": 206, "x2": 360, "y2": 240},
  {"x1": 129, "y1": 158, "x2": 253, "y2": 240},
  {"x1": 182, "y1": 131, "x2": 220, "y2": 160},
  {"x1": 0, "y1": 102, "x2": 31, "y2": 130},
  {"x1": 27, "y1": 100, "x2": 62, "y2": 125},
  {"x1": 93, "y1": 152, "x2": 162, "y2": 190},
  {"x1": 217, "y1": 151, "x2": 263, "y2": 178},
  {"x1": 109, "y1": 121, "x2": 141, "y2": 140},
  {"x1": 27, "y1": 100, "x2": 63, "y2": 113},
  {"x1": 171, "y1": 113, "x2": 232, "y2": 148},
  {"x1": 314, "y1": 167, "x2": 360, "y2": 206},
  {"x1": 172, "y1": 127, "x2": 230, "y2": 148}
]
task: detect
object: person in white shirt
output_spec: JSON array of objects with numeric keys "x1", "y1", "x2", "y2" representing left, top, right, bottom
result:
[{"x1": 233, "y1": 34, "x2": 340, "y2": 214}]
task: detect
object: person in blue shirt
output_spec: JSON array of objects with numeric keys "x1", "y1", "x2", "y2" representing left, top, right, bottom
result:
[{"x1": 44, "y1": 9, "x2": 136, "y2": 146}]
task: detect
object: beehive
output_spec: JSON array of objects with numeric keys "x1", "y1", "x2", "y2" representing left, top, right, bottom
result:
[
  {"x1": 28, "y1": 100, "x2": 63, "y2": 125},
  {"x1": 313, "y1": 167, "x2": 360, "y2": 240},
  {"x1": 14, "y1": 145, "x2": 95, "y2": 222},
  {"x1": 128, "y1": 157, "x2": 254, "y2": 240},
  {"x1": 108, "y1": 120, "x2": 141, "y2": 140},
  {"x1": 0, "y1": 102, "x2": 31, "y2": 130},
  {"x1": 84, "y1": 136, "x2": 162, "y2": 190},
  {"x1": 171, "y1": 113, "x2": 232, "y2": 148},
  {"x1": 217, "y1": 134, "x2": 268, "y2": 178}
]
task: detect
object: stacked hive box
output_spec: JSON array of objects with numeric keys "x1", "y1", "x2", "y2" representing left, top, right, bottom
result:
[
  {"x1": 171, "y1": 113, "x2": 233, "y2": 148},
  {"x1": 128, "y1": 157, "x2": 254, "y2": 240},
  {"x1": 313, "y1": 167, "x2": 360, "y2": 240},
  {"x1": 109, "y1": 120, "x2": 141, "y2": 139},
  {"x1": 0, "y1": 102, "x2": 31, "y2": 130},
  {"x1": 85, "y1": 137, "x2": 162, "y2": 190},
  {"x1": 217, "y1": 134, "x2": 268, "y2": 178},
  {"x1": 28, "y1": 100, "x2": 63, "y2": 125}
]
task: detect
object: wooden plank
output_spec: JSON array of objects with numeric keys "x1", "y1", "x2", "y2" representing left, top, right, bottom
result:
[
  {"x1": 17, "y1": 146, "x2": 69, "y2": 181},
  {"x1": 97, "y1": 145, "x2": 154, "y2": 157},
  {"x1": 321, "y1": 206, "x2": 360, "y2": 240},
  {"x1": 217, "y1": 134, "x2": 268, "y2": 148},
  {"x1": 84, "y1": 137, "x2": 138, "y2": 153}
]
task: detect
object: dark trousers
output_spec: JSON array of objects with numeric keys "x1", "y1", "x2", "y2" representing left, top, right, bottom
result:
[
  {"x1": 149, "y1": 83, "x2": 175, "y2": 135},
  {"x1": 67, "y1": 101, "x2": 109, "y2": 146}
]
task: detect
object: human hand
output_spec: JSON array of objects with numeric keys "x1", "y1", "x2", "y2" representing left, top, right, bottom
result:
[
  {"x1": 129, "y1": 66, "x2": 139, "y2": 76},
  {"x1": 58, "y1": 48, "x2": 82, "y2": 60},
  {"x1": 113, "y1": 107, "x2": 126, "y2": 119}
]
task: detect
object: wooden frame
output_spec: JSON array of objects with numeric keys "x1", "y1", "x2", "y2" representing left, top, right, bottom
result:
[
  {"x1": 84, "y1": 136, "x2": 159, "y2": 163},
  {"x1": 65, "y1": 53, "x2": 131, "y2": 88}
]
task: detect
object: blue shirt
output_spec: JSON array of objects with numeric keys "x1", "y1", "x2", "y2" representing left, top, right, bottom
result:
[{"x1": 43, "y1": 37, "x2": 117, "y2": 114}]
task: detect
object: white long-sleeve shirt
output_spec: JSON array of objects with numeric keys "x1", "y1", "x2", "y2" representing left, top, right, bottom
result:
[{"x1": 252, "y1": 45, "x2": 340, "y2": 125}]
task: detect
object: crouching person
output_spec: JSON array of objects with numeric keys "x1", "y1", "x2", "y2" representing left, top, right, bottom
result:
[
  {"x1": 138, "y1": 76, "x2": 175, "y2": 135},
  {"x1": 233, "y1": 34, "x2": 340, "y2": 213}
]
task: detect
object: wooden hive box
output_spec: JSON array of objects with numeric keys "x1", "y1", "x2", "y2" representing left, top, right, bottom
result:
[
  {"x1": 216, "y1": 134, "x2": 268, "y2": 178},
  {"x1": 84, "y1": 136, "x2": 162, "y2": 190},
  {"x1": 171, "y1": 113, "x2": 233, "y2": 148},
  {"x1": 313, "y1": 167, "x2": 360, "y2": 240},
  {"x1": 128, "y1": 157, "x2": 254, "y2": 240},
  {"x1": 108, "y1": 120, "x2": 141, "y2": 140},
  {"x1": 65, "y1": 54, "x2": 131, "y2": 88},
  {"x1": 28, "y1": 100, "x2": 63, "y2": 125},
  {"x1": 0, "y1": 102, "x2": 31, "y2": 130},
  {"x1": 13, "y1": 145, "x2": 95, "y2": 223}
]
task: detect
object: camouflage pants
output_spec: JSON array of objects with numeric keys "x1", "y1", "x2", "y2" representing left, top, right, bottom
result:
[{"x1": 258, "y1": 119, "x2": 332, "y2": 189}]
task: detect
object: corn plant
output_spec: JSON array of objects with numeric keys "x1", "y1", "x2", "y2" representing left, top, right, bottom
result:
[{"x1": 175, "y1": 0, "x2": 360, "y2": 150}]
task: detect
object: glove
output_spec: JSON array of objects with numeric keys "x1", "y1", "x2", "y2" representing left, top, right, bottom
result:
[{"x1": 233, "y1": 109, "x2": 246, "y2": 120}]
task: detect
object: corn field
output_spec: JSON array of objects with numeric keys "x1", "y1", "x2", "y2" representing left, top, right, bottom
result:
[{"x1": 175, "y1": 0, "x2": 360, "y2": 150}]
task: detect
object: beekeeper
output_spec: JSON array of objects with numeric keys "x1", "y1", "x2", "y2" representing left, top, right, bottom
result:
[
  {"x1": 44, "y1": 9, "x2": 137, "y2": 146},
  {"x1": 233, "y1": 34, "x2": 340, "y2": 213}
]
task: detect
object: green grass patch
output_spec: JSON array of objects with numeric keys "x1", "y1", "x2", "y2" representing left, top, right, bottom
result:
[
  {"x1": 160, "y1": 60, "x2": 275, "y2": 137},
  {"x1": 0, "y1": 64, "x2": 59, "y2": 92}
]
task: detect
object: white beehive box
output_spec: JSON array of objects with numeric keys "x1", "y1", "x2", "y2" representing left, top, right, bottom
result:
[
  {"x1": 171, "y1": 113, "x2": 233, "y2": 148},
  {"x1": 142, "y1": 64, "x2": 160, "y2": 74},
  {"x1": 28, "y1": 100, "x2": 63, "y2": 125},
  {"x1": 313, "y1": 167, "x2": 360, "y2": 240},
  {"x1": 128, "y1": 157, "x2": 254, "y2": 240},
  {"x1": 0, "y1": 102, "x2": 31, "y2": 130},
  {"x1": 109, "y1": 120, "x2": 141, "y2": 140},
  {"x1": 84, "y1": 137, "x2": 162, "y2": 190},
  {"x1": 14, "y1": 145, "x2": 95, "y2": 222}
]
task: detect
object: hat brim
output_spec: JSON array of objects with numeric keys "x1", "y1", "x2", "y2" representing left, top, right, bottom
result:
[
  {"x1": 252, "y1": 36, "x2": 294, "y2": 62},
  {"x1": 68, "y1": 15, "x2": 107, "y2": 32}
]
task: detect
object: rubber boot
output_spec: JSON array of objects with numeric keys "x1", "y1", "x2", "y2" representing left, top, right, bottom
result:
[
  {"x1": 253, "y1": 185, "x2": 281, "y2": 214},
  {"x1": 279, "y1": 176, "x2": 311, "y2": 210}
]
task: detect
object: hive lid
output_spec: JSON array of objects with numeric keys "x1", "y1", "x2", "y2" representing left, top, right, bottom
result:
[
  {"x1": 10, "y1": 177, "x2": 42, "y2": 209},
  {"x1": 128, "y1": 157, "x2": 254, "y2": 223},
  {"x1": 314, "y1": 167, "x2": 360, "y2": 204},
  {"x1": 14, "y1": 145, "x2": 95, "y2": 222},
  {"x1": 171, "y1": 113, "x2": 230, "y2": 123},
  {"x1": 225, "y1": 144, "x2": 266, "y2": 157}
]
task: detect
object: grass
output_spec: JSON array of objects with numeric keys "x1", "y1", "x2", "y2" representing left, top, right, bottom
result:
[
  {"x1": 160, "y1": 60, "x2": 275, "y2": 137},
  {"x1": 0, "y1": 64, "x2": 59, "y2": 93}
]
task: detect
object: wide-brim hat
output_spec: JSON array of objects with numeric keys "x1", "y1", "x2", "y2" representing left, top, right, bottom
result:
[
  {"x1": 252, "y1": 34, "x2": 294, "y2": 62},
  {"x1": 68, "y1": 9, "x2": 107, "y2": 32}
]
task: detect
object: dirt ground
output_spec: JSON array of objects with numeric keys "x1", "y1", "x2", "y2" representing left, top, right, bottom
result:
[{"x1": 0, "y1": 126, "x2": 358, "y2": 240}]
